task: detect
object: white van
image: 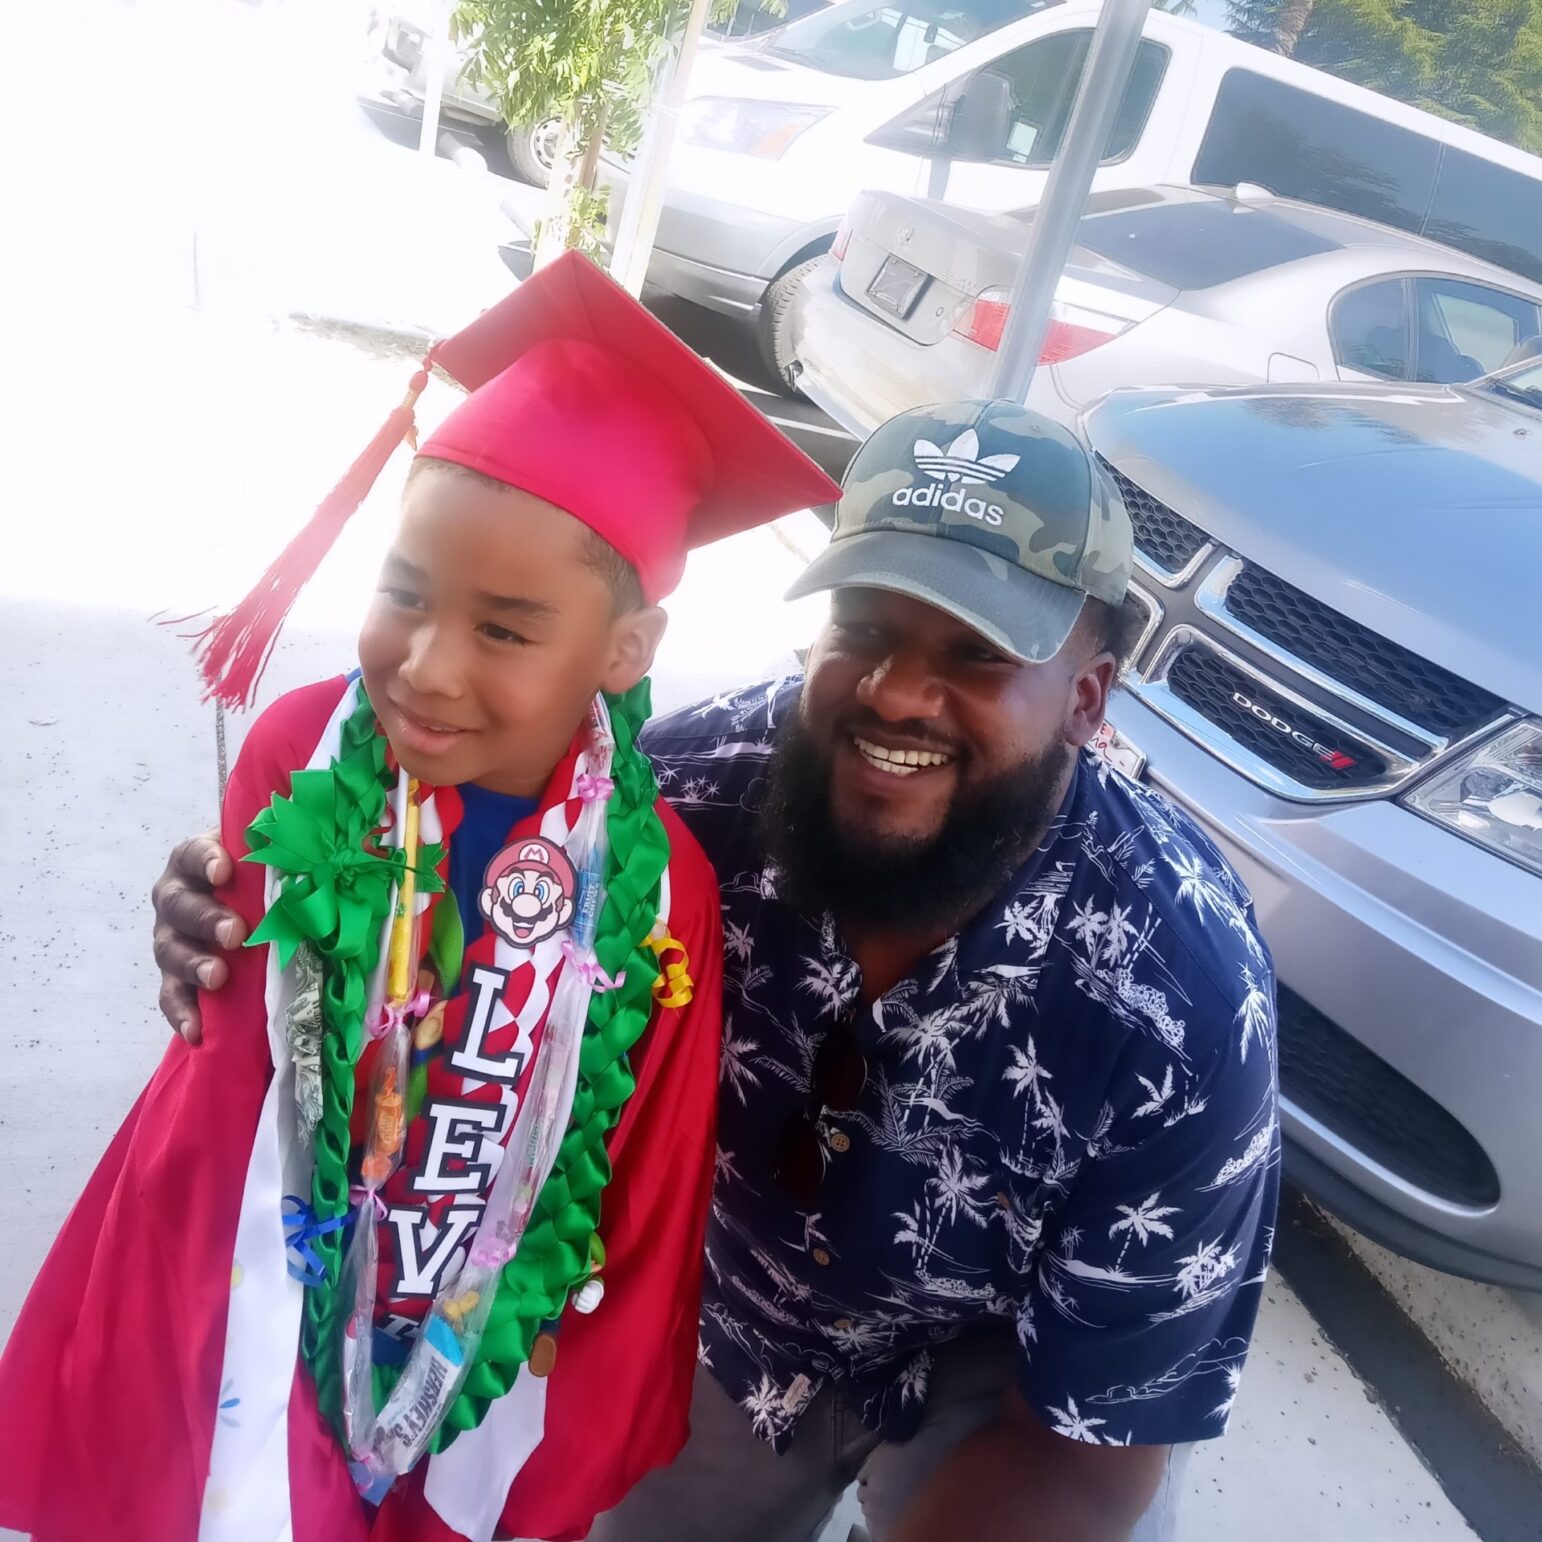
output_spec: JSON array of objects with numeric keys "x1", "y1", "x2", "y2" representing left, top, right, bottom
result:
[{"x1": 603, "y1": 0, "x2": 1542, "y2": 384}]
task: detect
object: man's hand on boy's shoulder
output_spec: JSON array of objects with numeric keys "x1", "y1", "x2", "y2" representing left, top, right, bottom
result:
[{"x1": 151, "y1": 833, "x2": 245, "y2": 1044}]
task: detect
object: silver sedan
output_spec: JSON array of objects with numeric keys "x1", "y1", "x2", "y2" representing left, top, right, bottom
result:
[{"x1": 790, "y1": 183, "x2": 1542, "y2": 435}]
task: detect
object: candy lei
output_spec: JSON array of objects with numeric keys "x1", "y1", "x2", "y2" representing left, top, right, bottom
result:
[{"x1": 245, "y1": 679, "x2": 667, "y2": 1454}]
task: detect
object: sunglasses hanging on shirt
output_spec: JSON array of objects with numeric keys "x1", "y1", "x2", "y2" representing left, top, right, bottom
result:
[{"x1": 774, "y1": 1019, "x2": 869, "y2": 1209}]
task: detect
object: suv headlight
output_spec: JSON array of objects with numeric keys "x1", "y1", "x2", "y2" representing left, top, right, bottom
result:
[
  {"x1": 1403, "y1": 719, "x2": 1542, "y2": 877},
  {"x1": 680, "y1": 99, "x2": 829, "y2": 159}
]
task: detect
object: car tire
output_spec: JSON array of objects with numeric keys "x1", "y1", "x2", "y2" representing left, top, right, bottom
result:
[
  {"x1": 506, "y1": 117, "x2": 563, "y2": 189},
  {"x1": 757, "y1": 254, "x2": 827, "y2": 398}
]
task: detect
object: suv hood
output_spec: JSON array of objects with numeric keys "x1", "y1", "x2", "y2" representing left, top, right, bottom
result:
[
  {"x1": 684, "y1": 42, "x2": 866, "y2": 107},
  {"x1": 1088, "y1": 382, "x2": 1542, "y2": 714}
]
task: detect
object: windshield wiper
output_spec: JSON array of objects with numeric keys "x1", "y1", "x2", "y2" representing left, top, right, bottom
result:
[
  {"x1": 1484, "y1": 379, "x2": 1542, "y2": 411},
  {"x1": 765, "y1": 44, "x2": 823, "y2": 64}
]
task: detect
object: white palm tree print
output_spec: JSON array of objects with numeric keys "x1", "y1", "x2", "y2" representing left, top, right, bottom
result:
[
  {"x1": 897, "y1": 1350, "x2": 932, "y2": 1405},
  {"x1": 1108, "y1": 1193, "x2": 1181, "y2": 1267},
  {"x1": 1048, "y1": 1396, "x2": 1107, "y2": 1443},
  {"x1": 1133, "y1": 1064, "x2": 1175, "y2": 1119},
  {"x1": 1175, "y1": 1238, "x2": 1240, "y2": 1300},
  {"x1": 1067, "y1": 897, "x2": 1106, "y2": 955},
  {"x1": 1004, "y1": 1036, "x2": 1052, "y2": 1160},
  {"x1": 741, "y1": 1374, "x2": 792, "y2": 1440},
  {"x1": 720, "y1": 1019, "x2": 762, "y2": 1104},
  {"x1": 1210, "y1": 1361, "x2": 1244, "y2": 1423},
  {"x1": 959, "y1": 964, "x2": 1039, "y2": 1029},
  {"x1": 1031, "y1": 1088, "x2": 1070, "y2": 1152},
  {"x1": 1236, "y1": 965, "x2": 1275, "y2": 1066},
  {"x1": 798, "y1": 955, "x2": 851, "y2": 1018},
  {"x1": 927, "y1": 1145, "x2": 992, "y2": 1231},
  {"x1": 1099, "y1": 901, "x2": 1141, "y2": 965}
]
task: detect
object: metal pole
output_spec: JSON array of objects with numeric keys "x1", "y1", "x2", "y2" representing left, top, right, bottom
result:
[
  {"x1": 418, "y1": 0, "x2": 450, "y2": 158},
  {"x1": 988, "y1": 0, "x2": 1152, "y2": 403},
  {"x1": 608, "y1": 0, "x2": 715, "y2": 297}
]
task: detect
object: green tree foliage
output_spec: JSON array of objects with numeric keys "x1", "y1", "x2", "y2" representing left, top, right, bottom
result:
[
  {"x1": 452, "y1": 0, "x2": 748, "y2": 256},
  {"x1": 1227, "y1": 0, "x2": 1542, "y2": 152}
]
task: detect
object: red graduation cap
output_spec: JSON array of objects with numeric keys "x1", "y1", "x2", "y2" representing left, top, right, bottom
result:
[{"x1": 192, "y1": 251, "x2": 841, "y2": 708}]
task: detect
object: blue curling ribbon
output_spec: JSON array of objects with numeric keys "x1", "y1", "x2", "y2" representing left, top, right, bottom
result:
[{"x1": 282, "y1": 1194, "x2": 346, "y2": 1288}]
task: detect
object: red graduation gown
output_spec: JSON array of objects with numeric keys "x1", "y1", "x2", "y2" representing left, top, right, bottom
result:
[{"x1": 0, "y1": 676, "x2": 722, "y2": 1542}]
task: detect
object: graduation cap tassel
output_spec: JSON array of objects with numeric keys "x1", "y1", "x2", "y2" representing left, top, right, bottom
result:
[{"x1": 189, "y1": 366, "x2": 433, "y2": 709}]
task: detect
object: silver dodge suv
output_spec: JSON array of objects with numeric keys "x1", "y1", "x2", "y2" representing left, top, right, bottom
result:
[{"x1": 1085, "y1": 361, "x2": 1542, "y2": 1288}]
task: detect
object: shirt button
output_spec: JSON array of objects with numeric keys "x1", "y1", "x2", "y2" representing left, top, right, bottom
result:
[
  {"x1": 829, "y1": 1132, "x2": 851, "y2": 1154},
  {"x1": 833, "y1": 1318, "x2": 853, "y2": 1333},
  {"x1": 812, "y1": 1247, "x2": 832, "y2": 1267}
]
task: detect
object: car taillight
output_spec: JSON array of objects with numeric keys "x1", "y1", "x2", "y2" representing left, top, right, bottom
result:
[
  {"x1": 952, "y1": 293, "x2": 1127, "y2": 358},
  {"x1": 954, "y1": 290, "x2": 1011, "y2": 351},
  {"x1": 1041, "y1": 316, "x2": 1119, "y2": 363},
  {"x1": 832, "y1": 220, "x2": 852, "y2": 263}
]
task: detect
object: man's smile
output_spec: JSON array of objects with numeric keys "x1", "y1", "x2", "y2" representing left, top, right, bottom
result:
[{"x1": 851, "y1": 734, "x2": 956, "y2": 778}]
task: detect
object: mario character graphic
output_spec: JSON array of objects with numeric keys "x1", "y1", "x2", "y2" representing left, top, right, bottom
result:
[{"x1": 479, "y1": 839, "x2": 578, "y2": 950}]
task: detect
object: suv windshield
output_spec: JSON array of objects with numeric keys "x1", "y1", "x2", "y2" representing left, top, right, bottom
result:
[
  {"x1": 764, "y1": 0, "x2": 1046, "y2": 80},
  {"x1": 1076, "y1": 198, "x2": 1341, "y2": 289}
]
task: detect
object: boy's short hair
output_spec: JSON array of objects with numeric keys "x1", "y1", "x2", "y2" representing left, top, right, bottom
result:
[{"x1": 407, "y1": 456, "x2": 645, "y2": 616}]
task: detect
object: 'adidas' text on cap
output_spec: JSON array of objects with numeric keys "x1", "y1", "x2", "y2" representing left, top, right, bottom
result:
[{"x1": 787, "y1": 400, "x2": 1133, "y2": 664}]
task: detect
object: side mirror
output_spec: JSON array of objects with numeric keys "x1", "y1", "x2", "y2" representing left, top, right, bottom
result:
[{"x1": 944, "y1": 68, "x2": 1014, "y2": 162}]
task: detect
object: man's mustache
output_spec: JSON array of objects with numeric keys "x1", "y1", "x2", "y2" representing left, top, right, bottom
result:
[{"x1": 831, "y1": 712, "x2": 960, "y2": 756}]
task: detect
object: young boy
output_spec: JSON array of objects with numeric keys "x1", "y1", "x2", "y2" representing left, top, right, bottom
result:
[{"x1": 0, "y1": 252, "x2": 840, "y2": 1542}]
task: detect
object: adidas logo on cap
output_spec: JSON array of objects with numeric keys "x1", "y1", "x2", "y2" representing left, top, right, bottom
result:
[{"x1": 892, "y1": 430, "x2": 1020, "y2": 526}]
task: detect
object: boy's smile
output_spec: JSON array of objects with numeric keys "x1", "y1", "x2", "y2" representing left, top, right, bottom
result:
[{"x1": 358, "y1": 461, "x2": 665, "y2": 797}]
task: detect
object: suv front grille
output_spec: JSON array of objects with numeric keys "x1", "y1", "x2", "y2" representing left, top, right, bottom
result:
[
  {"x1": 1102, "y1": 461, "x2": 1514, "y2": 801},
  {"x1": 1278, "y1": 984, "x2": 1499, "y2": 1207},
  {"x1": 1225, "y1": 565, "x2": 1503, "y2": 740},
  {"x1": 1099, "y1": 458, "x2": 1210, "y2": 577},
  {"x1": 1164, "y1": 644, "x2": 1391, "y2": 792}
]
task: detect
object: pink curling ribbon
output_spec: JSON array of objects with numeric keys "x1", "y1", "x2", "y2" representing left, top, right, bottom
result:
[
  {"x1": 575, "y1": 773, "x2": 614, "y2": 803},
  {"x1": 561, "y1": 938, "x2": 625, "y2": 993},
  {"x1": 367, "y1": 988, "x2": 432, "y2": 1041},
  {"x1": 351, "y1": 1185, "x2": 388, "y2": 1220}
]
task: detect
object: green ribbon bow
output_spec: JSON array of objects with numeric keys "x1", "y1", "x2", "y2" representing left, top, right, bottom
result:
[{"x1": 245, "y1": 750, "x2": 444, "y2": 972}]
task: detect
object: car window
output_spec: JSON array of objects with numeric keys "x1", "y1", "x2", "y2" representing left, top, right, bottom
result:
[
  {"x1": 1415, "y1": 278, "x2": 1541, "y2": 381},
  {"x1": 763, "y1": 0, "x2": 1045, "y2": 80},
  {"x1": 1076, "y1": 200, "x2": 1341, "y2": 288},
  {"x1": 715, "y1": 0, "x2": 830, "y2": 39},
  {"x1": 1332, "y1": 278, "x2": 1412, "y2": 379},
  {"x1": 868, "y1": 34, "x2": 1165, "y2": 161},
  {"x1": 1425, "y1": 149, "x2": 1542, "y2": 287},
  {"x1": 1192, "y1": 70, "x2": 1439, "y2": 239},
  {"x1": 988, "y1": 33, "x2": 1168, "y2": 167}
]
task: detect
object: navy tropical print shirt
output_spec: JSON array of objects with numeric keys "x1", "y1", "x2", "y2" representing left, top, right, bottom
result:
[{"x1": 639, "y1": 678, "x2": 1280, "y2": 1452}]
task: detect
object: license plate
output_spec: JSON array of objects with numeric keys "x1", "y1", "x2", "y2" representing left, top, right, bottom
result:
[
  {"x1": 867, "y1": 254, "x2": 927, "y2": 319},
  {"x1": 1092, "y1": 721, "x2": 1146, "y2": 780}
]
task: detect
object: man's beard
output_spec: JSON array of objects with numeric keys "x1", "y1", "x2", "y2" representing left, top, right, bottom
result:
[{"x1": 758, "y1": 712, "x2": 1072, "y2": 934}]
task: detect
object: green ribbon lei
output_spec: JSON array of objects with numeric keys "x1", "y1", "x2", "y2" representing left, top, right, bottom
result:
[{"x1": 243, "y1": 679, "x2": 668, "y2": 1453}]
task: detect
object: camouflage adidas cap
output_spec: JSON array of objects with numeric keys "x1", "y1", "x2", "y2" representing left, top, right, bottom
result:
[{"x1": 787, "y1": 400, "x2": 1133, "y2": 663}]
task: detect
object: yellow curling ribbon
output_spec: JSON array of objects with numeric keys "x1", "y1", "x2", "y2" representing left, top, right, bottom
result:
[
  {"x1": 385, "y1": 781, "x2": 421, "y2": 1003},
  {"x1": 646, "y1": 926, "x2": 693, "y2": 1009}
]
